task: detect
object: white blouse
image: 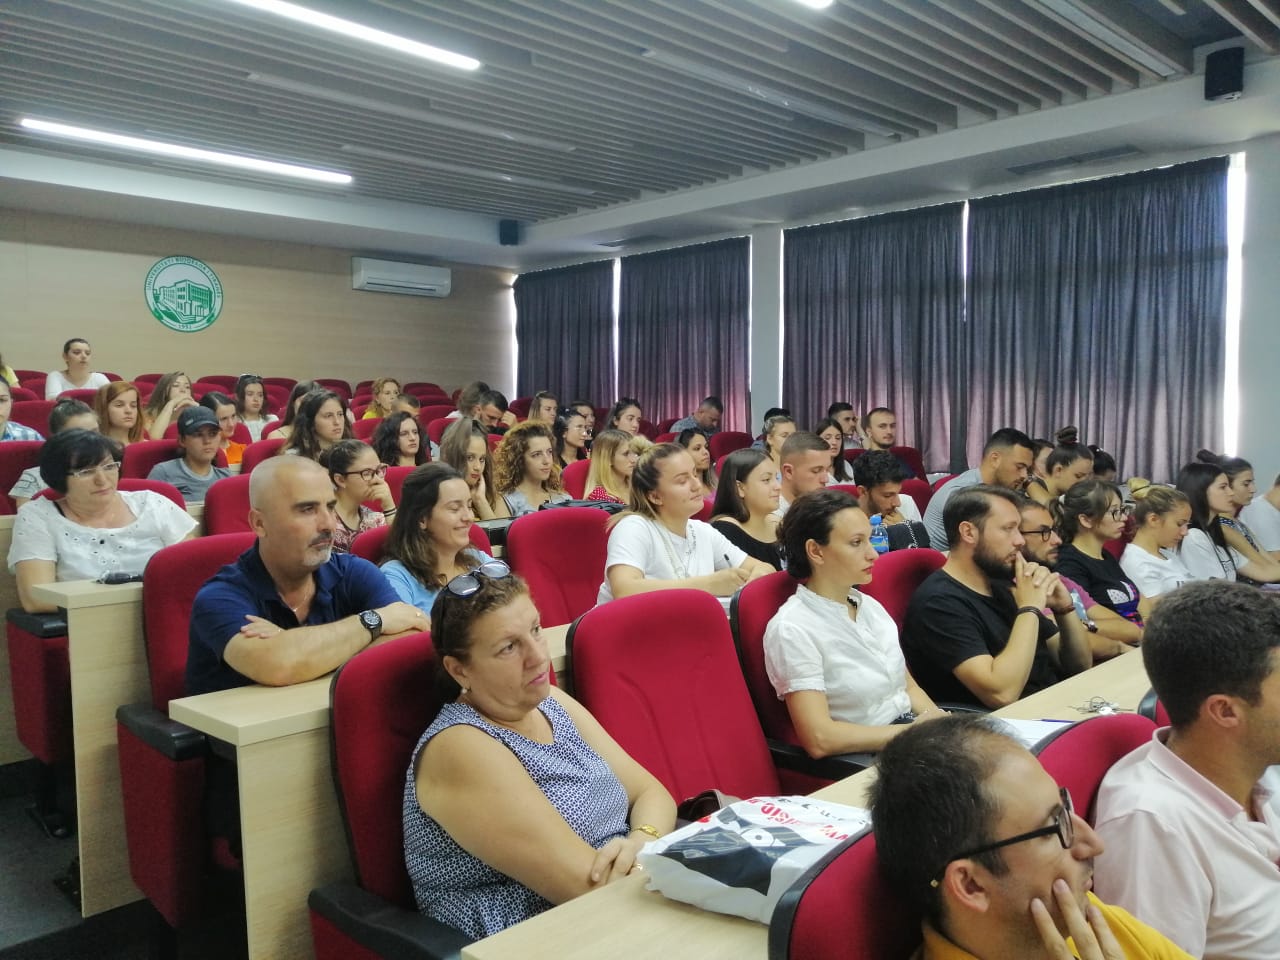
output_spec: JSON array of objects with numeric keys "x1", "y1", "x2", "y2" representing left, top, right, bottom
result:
[
  {"x1": 8, "y1": 490, "x2": 196, "y2": 581},
  {"x1": 1119, "y1": 543, "x2": 1193, "y2": 599},
  {"x1": 1177, "y1": 528, "x2": 1242, "y2": 582},
  {"x1": 763, "y1": 585, "x2": 911, "y2": 726}
]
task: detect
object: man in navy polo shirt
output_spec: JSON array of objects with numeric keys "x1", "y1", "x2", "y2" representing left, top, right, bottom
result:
[{"x1": 186, "y1": 455, "x2": 424, "y2": 696}]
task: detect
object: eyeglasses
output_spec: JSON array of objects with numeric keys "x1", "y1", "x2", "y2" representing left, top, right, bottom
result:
[
  {"x1": 932, "y1": 788, "x2": 1075, "y2": 887},
  {"x1": 444, "y1": 560, "x2": 512, "y2": 599},
  {"x1": 341, "y1": 464, "x2": 388, "y2": 482},
  {"x1": 1018, "y1": 527, "x2": 1056, "y2": 542},
  {"x1": 68, "y1": 460, "x2": 122, "y2": 481},
  {"x1": 1107, "y1": 503, "x2": 1135, "y2": 522}
]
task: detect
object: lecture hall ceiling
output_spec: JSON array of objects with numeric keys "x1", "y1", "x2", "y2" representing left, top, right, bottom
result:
[{"x1": 2, "y1": 0, "x2": 1278, "y2": 229}]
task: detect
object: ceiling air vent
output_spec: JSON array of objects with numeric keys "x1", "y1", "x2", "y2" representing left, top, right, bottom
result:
[{"x1": 1008, "y1": 145, "x2": 1143, "y2": 176}]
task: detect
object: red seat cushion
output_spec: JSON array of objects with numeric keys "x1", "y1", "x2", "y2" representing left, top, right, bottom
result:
[{"x1": 505, "y1": 508, "x2": 608, "y2": 626}]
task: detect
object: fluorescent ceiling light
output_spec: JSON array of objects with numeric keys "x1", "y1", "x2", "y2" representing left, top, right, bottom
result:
[
  {"x1": 790, "y1": 0, "x2": 834, "y2": 8},
  {"x1": 1038, "y1": 0, "x2": 1180, "y2": 77},
  {"x1": 224, "y1": 0, "x2": 480, "y2": 70},
  {"x1": 640, "y1": 49, "x2": 899, "y2": 137},
  {"x1": 246, "y1": 72, "x2": 574, "y2": 152},
  {"x1": 19, "y1": 117, "x2": 352, "y2": 184},
  {"x1": 339, "y1": 144, "x2": 601, "y2": 196}
]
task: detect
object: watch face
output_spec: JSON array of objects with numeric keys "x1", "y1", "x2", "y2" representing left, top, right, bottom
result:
[{"x1": 360, "y1": 610, "x2": 382, "y2": 633}]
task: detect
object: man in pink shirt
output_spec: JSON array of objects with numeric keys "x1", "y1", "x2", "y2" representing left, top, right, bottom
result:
[{"x1": 1093, "y1": 580, "x2": 1280, "y2": 960}]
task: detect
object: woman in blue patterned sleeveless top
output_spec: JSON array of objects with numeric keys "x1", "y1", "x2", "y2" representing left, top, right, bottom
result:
[{"x1": 403, "y1": 561, "x2": 676, "y2": 939}]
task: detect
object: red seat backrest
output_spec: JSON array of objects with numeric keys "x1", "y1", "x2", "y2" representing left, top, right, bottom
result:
[
  {"x1": 419, "y1": 404, "x2": 456, "y2": 425},
  {"x1": 0, "y1": 440, "x2": 44, "y2": 515},
  {"x1": 121, "y1": 439, "x2": 227, "y2": 478},
  {"x1": 890, "y1": 445, "x2": 927, "y2": 480},
  {"x1": 197, "y1": 375, "x2": 238, "y2": 390},
  {"x1": 10, "y1": 400, "x2": 55, "y2": 433},
  {"x1": 729, "y1": 571, "x2": 801, "y2": 745},
  {"x1": 329, "y1": 630, "x2": 438, "y2": 907},
  {"x1": 900, "y1": 477, "x2": 932, "y2": 512},
  {"x1": 350, "y1": 522, "x2": 490, "y2": 565},
  {"x1": 505, "y1": 508, "x2": 609, "y2": 627},
  {"x1": 637, "y1": 418, "x2": 658, "y2": 440},
  {"x1": 143, "y1": 533, "x2": 256, "y2": 708},
  {"x1": 1033, "y1": 713, "x2": 1155, "y2": 822},
  {"x1": 508, "y1": 397, "x2": 532, "y2": 419},
  {"x1": 9, "y1": 386, "x2": 38, "y2": 402},
  {"x1": 768, "y1": 829, "x2": 919, "y2": 960},
  {"x1": 239, "y1": 437, "x2": 285, "y2": 475},
  {"x1": 842, "y1": 448, "x2": 867, "y2": 465},
  {"x1": 118, "y1": 477, "x2": 186, "y2": 508},
  {"x1": 384, "y1": 465, "x2": 414, "y2": 505},
  {"x1": 654, "y1": 432, "x2": 677, "y2": 444},
  {"x1": 57, "y1": 388, "x2": 98, "y2": 403},
  {"x1": 709, "y1": 431, "x2": 753, "y2": 460},
  {"x1": 859, "y1": 548, "x2": 946, "y2": 633},
  {"x1": 316, "y1": 378, "x2": 352, "y2": 401},
  {"x1": 568, "y1": 589, "x2": 780, "y2": 801},
  {"x1": 351, "y1": 418, "x2": 380, "y2": 440},
  {"x1": 133, "y1": 373, "x2": 164, "y2": 385},
  {"x1": 263, "y1": 384, "x2": 290, "y2": 415},
  {"x1": 656, "y1": 417, "x2": 678, "y2": 434},
  {"x1": 561, "y1": 459, "x2": 590, "y2": 499},
  {"x1": 203, "y1": 474, "x2": 253, "y2": 535},
  {"x1": 932, "y1": 473, "x2": 958, "y2": 492},
  {"x1": 426, "y1": 418, "x2": 453, "y2": 446}
]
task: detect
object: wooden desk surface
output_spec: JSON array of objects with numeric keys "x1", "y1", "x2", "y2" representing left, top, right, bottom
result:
[{"x1": 461, "y1": 647, "x2": 1151, "y2": 960}]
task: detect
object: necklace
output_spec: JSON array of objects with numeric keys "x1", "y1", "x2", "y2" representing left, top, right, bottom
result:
[
  {"x1": 278, "y1": 579, "x2": 314, "y2": 618},
  {"x1": 653, "y1": 519, "x2": 696, "y2": 579}
]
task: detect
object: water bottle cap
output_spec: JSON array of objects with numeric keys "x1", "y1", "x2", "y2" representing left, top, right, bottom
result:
[{"x1": 870, "y1": 514, "x2": 882, "y2": 524}]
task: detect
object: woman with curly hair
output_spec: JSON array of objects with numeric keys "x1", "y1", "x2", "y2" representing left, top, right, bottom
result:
[
  {"x1": 372, "y1": 411, "x2": 428, "y2": 467},
  {"x1": 363, "y1": 377, "x2": 402, "y2": 420},
  {"x1": 493, "y1": 421, "x2": 570, "y2": 517}
]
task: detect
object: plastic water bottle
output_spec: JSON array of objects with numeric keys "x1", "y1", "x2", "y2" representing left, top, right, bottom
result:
[{"x1": 869, "y1": 514, "x2": 889, "y2": 555}]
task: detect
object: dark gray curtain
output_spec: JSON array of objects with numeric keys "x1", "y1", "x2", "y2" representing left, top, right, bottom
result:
[
  {"x1": 514, "y1": 260, "x2": 614, "y2": 404},
  {"x1": 965, "y1": 157, "x2": 1228, "y2": 481},
  {"x1": 782, "y1": 204, "x2": 965, "y2": 472},
  {"x1": 617, "y1": 237, "x2": 750, "y2": 430}
]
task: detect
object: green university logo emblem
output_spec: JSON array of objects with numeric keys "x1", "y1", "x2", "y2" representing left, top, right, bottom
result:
[{"x1": 144, "y1": 256, "x2": 223, "y2": 333}]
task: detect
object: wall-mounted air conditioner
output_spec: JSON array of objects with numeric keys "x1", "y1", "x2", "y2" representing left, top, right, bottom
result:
[{"x1": 351, "y1": 258, "x2": 452, "y2": 298}]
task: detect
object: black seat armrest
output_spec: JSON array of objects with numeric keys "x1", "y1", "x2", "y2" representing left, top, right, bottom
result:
[
  {"x1": 308, "y1": 884, "x2": 473, "y2": 960},
  {"x1": 767, "y1": 739, "x2": 874, "y2": 782},
  {"x1": 5, "y1": 608, "x2": 68, "y2": 637},
  {"x1": 116, "y1": 702, "x2": 207, "y2": 761}
]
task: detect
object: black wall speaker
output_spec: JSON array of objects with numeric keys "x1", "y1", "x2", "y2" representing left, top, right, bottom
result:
[
  {"x1": 498, "y1": 219, "x2": 520, "y2": 246},
  {"x1": 1205, "y1": 47, "x2": 1244, "y2": 102}
]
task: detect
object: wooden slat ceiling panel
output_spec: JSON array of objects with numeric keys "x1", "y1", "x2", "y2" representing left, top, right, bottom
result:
[{"x1": 0, "y1": 0, "x2": 1269, "y2": 223}]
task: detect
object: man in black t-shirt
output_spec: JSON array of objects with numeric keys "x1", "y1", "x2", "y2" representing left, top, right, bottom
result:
[{"x1": 902, "y1": 486, "x2": 1092, "y2": 708}]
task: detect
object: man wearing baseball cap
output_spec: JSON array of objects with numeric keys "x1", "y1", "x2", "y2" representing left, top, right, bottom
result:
[{"x1": 147, "y1": 404, "x2": 233, "y2": 502}]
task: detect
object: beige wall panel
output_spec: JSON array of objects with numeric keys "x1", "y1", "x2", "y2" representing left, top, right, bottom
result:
[{"x1": 0, "y1": 209, "x2": 515, "y2": 393}]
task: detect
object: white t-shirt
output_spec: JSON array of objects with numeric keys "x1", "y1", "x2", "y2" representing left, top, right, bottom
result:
[
  {"x1": 240, "y1": 414, "x2": 279, "y2": 443},
  {"x1": 1119, "y1": 543, "x2": 1193, "y2": 599},
  {"x1": 1178, "y1": 528, "x2": 1242, "y2": 582},
  {"x1": 1241, "y1": 497, "x2": 1280, "y2": 552},
  {"x1": 763, "y1": 585, "x2": 910, "y2": 726},
  {"x1": 897, "y1": 494, "x2": 922, "y2": 523},
  {"x1": 44, "y1": 370, "x2": 109, "y2": 399},
  {"x1": 8, "y1": 489, "x2": 196, "y2": 580},
  {"x1": 596, "y1": 515, "x2": 747, "y2": 605}
]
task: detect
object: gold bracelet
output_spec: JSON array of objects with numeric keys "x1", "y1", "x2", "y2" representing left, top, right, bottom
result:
[{"x1": 631, "y1": 823, "x2": 660, "y2": 840}]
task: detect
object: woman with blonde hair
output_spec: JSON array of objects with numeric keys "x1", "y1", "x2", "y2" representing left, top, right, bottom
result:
[
  {"x1": 363, "y1": 377, "x2": 402, "y2": 420},
  {"x1": 677, "y1": 428, "x2": 717, "y2": 493},
  {"x1": 439, "y1": 418, "x2": 508, "y2": 521},
  {"x1": 597, "y1": 443, "x2": 772, "y2": 604},
  {"x1": 94, "y1": 381, "x2": 145, "y2": 446},
  {"x1": 584, "y1": 429, "x2": 637, "y2": 505},
  {"x1": 142, "y1": 371, "x2": 197, "y2": 439},
  {"x1": 1119, "y1": 481, "x2": 1193, "y2": 601},
  {"x1": 493, "y1": 421, "x2": 570, "y2": 517}
]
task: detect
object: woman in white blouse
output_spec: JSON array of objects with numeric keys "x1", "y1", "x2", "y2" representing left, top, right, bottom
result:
[
  {"x1": 1176, "y1": 462, "x2": 1280, "y2": 584},
  {"x1": 764, "y1": 488, "x2": 941, "y2": 758},
  {"x1": 597, "y1": 443, "x2": 771, "y2": 604},
  {"x1": 8, "y1": 430, "x2": 196, "y2": 612},
  {"x1": 44, "y1": 338, "x2": 110, "y2": 398},
  {"x1": 1119, "y1": 481, "x2": 1192, "y2": 600}
]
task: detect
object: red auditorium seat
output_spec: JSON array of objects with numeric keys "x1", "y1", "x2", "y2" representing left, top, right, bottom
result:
[
  {"x1": 900, "y1": 476, "x2": 933, "y2": 512},
  {"x1": 654, "y1": 432, "x2": 677, "y2": 444},
  {"x1": 56, "y1": 388, "x2": 98, "y2": 403},
  {"x1": 656, "y1": 417, "x2": 678, "y2": 434},
  {"x1": 350, "y1": 523, "x2": 491, "y2": 565},
  {"x1": 859, "y1": 548, "x2": 945, "y2": 632},
  {"x1": 505, "y1": 507, "x2": 608, "y2": 627},
  {"x1": 5, "y1": 608, "x2": 71, "y2": 835},
  {"x1": 384, "y1": 465, "x2": 414, "y2": 505},
  {"x1": 1033, "y1": 714, "x2": 1155, "y2": 821},
  {"x1": 202, "y1": 474, "x2": 252, "y2": 535},
  {"x1": 12, "y1": 369, "x2": 44, "y2": 382},
  {"x1": 420, "y1": 404, "x2": 456, "y2": 424},
  {"x1": 508, "y1": 397, "x2": 532, "y2": 419},
  {"x1": 561, "y1": 458, "x2": 590, "y2": 499},
  {"x1": 768, "y1": 829, "x2": 918, "y2": 960},
  {"x1": 709, "y1": 431, "x2": 753, "y2": 460},
  {"x1": 932, "y1": 473, "x2": 957, "y2": 491},
  {"x1": 133, "y1": 373, "x2": 165, "y2": 386},
  {"x1": 316, "y1": 378, "x2": 352, "y2": 401},
  {"x1": 121, "y1": 438, "x2": 227, "y2": 479},
  {"x1": 0, "y1": 440, "x2": 43, "y2": 514},
  {"x1": 352, "y1": 418, "x2": 381, "y2": 440},
  {"x1": 197, "y1": 375, "x2": 239, "y2": 390},
  {"x1": 425, "y1": 418, "x2": 453, "y2": 447},
  {"x1": 637, "y1": 418, "x2": 658, "y2": 440},
  {"x1": 890, "y1": 445, "x2": 927, "y2": 479},
  {"x1": 239, "y1": 437, "x2": 285, "y2": 475},
  {"x1": 9, "y1": 385, "x2": 38, "y2": 401},
  {"x1": 307, "y1": 632, "x2": 472, "y2": 960},
  {"x1": 263, "y1": 376, "x2": 297, "y2": 391},
  {"x1": 567, "y1": 590, "x2": 782, "y2": 803},
  {"x1": 10, "y1": 400, "x2": 55, "y2": 433}
]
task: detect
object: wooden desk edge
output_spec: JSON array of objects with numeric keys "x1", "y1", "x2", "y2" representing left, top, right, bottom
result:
[{"x1": 30, "y1": 579, "x2": 144, "y2": 609}]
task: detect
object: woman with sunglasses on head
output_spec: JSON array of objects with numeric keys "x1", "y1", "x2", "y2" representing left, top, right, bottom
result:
[
  {"x1": 1176, "y1": 461, "x2": 1280, "y2": 584},
  {"x1": 404, "y1": 564, "x2": 676, "y2": 938},
  {"x1": 8, "y1": 430, "x2": 195, "y2": 613},
  {"x1": 234, "y1": 375, "x2": 278, "y2": 442},
  {"x1": 320, "y1": 439, "x2": 395, "y2": 554},
  {"x1": 1052, "y1": 478, "x2": 1150, "y2": 648},
  {"x1": 764, "y1": 489, "x2": 943, "y2": 757},
  {"x1": 372, "y1": 411, "x2": 428, "y2": 468},
  {"x1": 708, "y1": 448, "x2": 783, "y2": 570},
  {"x1": 597, "y1": 443, "x2": 772, "y2": 605},
  {"x1": 141, "y1": 371, "x2": 198, "y2": 440},
  {"x1": 380, "y1": 463, "x2": 495, "y2": 616}
]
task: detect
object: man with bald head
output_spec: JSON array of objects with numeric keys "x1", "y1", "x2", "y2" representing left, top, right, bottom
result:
[{"x1": 186, "y1": 456, "x2": 424, "y2": 696}]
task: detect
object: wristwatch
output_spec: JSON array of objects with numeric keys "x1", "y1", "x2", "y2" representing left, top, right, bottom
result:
[{"x1": 358, "y1": 609, "x2": 383, "y2": 641}]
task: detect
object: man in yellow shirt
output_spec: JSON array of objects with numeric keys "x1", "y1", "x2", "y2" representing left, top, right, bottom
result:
[{"x1": 869, "y1": 715, "x2": 1192, "y2": 960}]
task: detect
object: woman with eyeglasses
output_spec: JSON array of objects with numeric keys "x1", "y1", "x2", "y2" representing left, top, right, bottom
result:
[
  {"x1": 1052, "y1": 478, "x2": 1150, "y2": 647},
  {"x1": 493, "y1": 422, "x2": 570, "y2": 517},
  {"x1": 380, "y1": 463, "x2": 495, "y2": 616},
  {"x1": 765, "y1": 490, "x2": 943, "y2": 757},
  {"x1": 372, "y1": 411, "x2": 428, "y2": 468},
  {"x1": 553, "y1": 409, "x2": 589, "y2": 469},
  {"x1": 234, "y1": 375, "x2": 278, "y2": 442},
  {"x1": 403, "y1": 563, "x2": 676, "y2": 938},
  {"x1": 8, "y1": 430, "x2": 195, "y2": 613},
  {"x1": 320, "y1": 440, "x2": 395, "y2": 554}
]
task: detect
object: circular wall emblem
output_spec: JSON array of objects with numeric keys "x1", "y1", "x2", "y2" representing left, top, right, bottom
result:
[{"x1": 144, "y1": 256, "x2": 223, "y2": 333}]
